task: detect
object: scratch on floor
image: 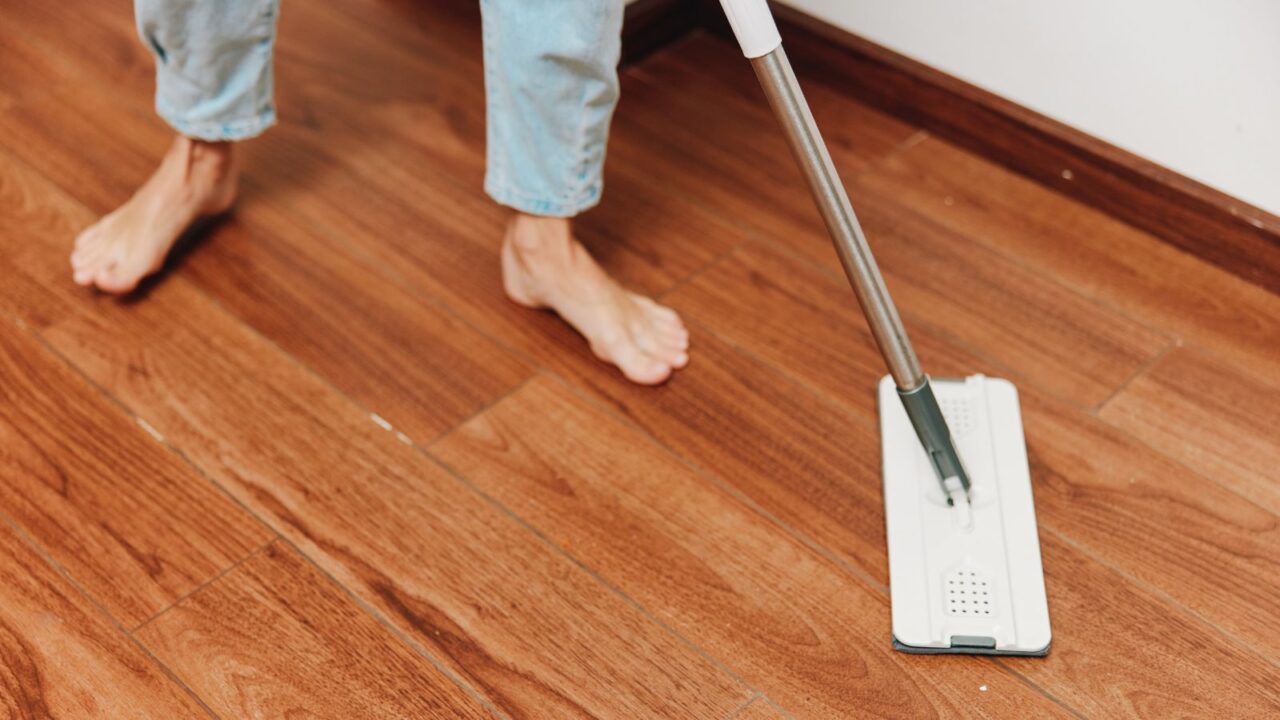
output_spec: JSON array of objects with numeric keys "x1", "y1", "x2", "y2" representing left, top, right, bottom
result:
[
  {"x1": 136, "y1": 417, "x2": 165, "y2": 443},
  {"x1": 369, "y1": 412, "x2": 414, "y2": 445}
]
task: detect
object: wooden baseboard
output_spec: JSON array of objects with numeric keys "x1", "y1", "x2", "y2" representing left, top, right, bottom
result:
[{"x1": 663, "y1": 1, "x2": 1279, "y2": 294}]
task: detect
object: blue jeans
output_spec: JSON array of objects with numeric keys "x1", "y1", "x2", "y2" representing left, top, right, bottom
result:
[{"x1": 134, "y1": 0, "x2": 624, "y2": 217}]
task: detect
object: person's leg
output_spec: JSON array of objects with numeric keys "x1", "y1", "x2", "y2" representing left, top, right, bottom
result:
[
  {"x1": 72, "y1": 0, "x2": 280, "y2": 293},
  {"x1": 482, "y1": 0, "x2": 689, "y2": 385}
]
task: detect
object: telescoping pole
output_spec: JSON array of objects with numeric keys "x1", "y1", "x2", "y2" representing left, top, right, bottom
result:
[{"x1": 716, "y1": 0, "x2": 972, "y2": 502}]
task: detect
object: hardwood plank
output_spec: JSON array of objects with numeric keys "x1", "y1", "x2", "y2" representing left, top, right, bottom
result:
[
  {"x1": 0, "y1": 85, "x2": 164, "y2": 218},
  {"x1": 669, "y1": 239, "x2": 1168, "y2": 410},
  {"x1": 0, "y1": 520, "x2": 209, "y2": 719},
  {"x1": 666, "y1": 242, "x2": 1010, "y2": 408},
  {"x1": 0, "y1": 323, "x2": 271, "y2": 629},
  {"x1": 1021, "y1": 390, "x2": 1280, "y2": 661},
  {"x1": 668, "y1": 238, "x2": 1280, "y2": 653},
  {"x1": 41, "y1": 279, "x2": 750, "y2": 718},
  {"x1": 434, "y1": 376, "x2": 1076, "y2": 719},
  {"x1": 0, "y1": 1, "x2": 150, "y2": 108},
  {"x1": 0, "y1": 149, "x2": 90, "y2": 328},
  {"x1": 183, "y1": 197, "x2": 535, "y2": 443},
  {"x1": 632, "y1": 33, "x2": 921, "y2": 174},
  {"x1": 851, "y1": 135, "x2": 1280, "y2": 384},
  {"x1": 733, "y1": 2, "x2": 1280, "y2": 294},
  {"x1": 136, "y1": 541, "x2": 492, "y2": 720},
  {"x1": 615, "y1": 70, "x2": 1171, "y2": 407},
  {"x1": 1099, "y1": 347, "x2": 1280, "y2": 515},
  {"x1": 2, "y1": 81, "x2": 536, "y2": 445},
  {"x1": 1026, "y1": 532, "x2": 1280, "y2": 718}
]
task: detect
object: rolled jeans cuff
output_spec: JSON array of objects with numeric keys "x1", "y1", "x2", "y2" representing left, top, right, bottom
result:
[
  {"x1": 156, "y1": 100, "x2": 277, "y2": 142},
  {"x1": 484, "y1": 178, "x2": 604, "y2": 218}
]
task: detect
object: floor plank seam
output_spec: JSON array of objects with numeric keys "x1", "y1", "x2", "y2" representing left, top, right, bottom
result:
[
  {"x1": 522, "y1": 367, "x2": 1085, "y2": 714},
  {"x1": 1041, "y1": 524, "x2": 1280, "y2": 676},
  {"x1": 656, "y1": 231, "x2": 749, "y2": 302},
  {"x1": 183, "y1": 278, "x2": 754, "y2": 715},
  {"x1": 231, "y1": 526, "x2": 514, "y2": 720},
  {"x1": 424, "y1": 418, "x2": 764, "y2": 703},
  {"x1": 0, "y1": 508, "x2": 224, "y2": 720},
  {"x1": 722, "y1": 692, "x2": 764, "y2": 719},
  {"x1": 667, "y1": 305, "x2": 1277, "y2": 676},
  {"x1": 1090, "y1": 337, "x2": 1180, "y2": 416},
  {"x1": 724, "y1": 230, "x2": 1153, "y2": 417},
  {"x1": 21, "y1": 300, "x2": 511, "y2": 720},
  {"x1": 1092, "y1": 415, "x2": 1279, "y2": 524},
  {"x1": 6, "y1": 8, "x2": 1276, "y2": 712},
  {"x1": 101, "y1": 267, "x2": 762, "y2": 717},
  {"x1": 660, "y1": 231, "x2": 1272, "y2": 521},
  {"x1": 991, "y1": 657, "x2": 1088, "y2": 720},
  {"x1": 129, "y1": 539, "x2": 277, "y2": 635},
  {"x1": 225, "y1": 189, "x2": 545, "y2": 420}
]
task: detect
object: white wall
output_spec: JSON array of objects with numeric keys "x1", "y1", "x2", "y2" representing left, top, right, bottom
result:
[{"x1": 776, "y1": 0, "x2": 1280, "y2": 215}]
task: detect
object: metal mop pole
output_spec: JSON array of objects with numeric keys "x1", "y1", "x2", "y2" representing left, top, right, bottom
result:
[{"x1": 719, "y1": 1, "x2": 971, "y2": 501}]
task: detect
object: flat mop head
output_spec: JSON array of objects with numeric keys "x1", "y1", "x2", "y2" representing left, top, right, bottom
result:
[{"x1": 879, "y1": 375, "x2": 1051, "y2": 656}]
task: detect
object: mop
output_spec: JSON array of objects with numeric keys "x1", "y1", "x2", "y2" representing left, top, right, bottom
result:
[{"x1": 717, "y1": 0, "x2": 1051, "y2": 655}]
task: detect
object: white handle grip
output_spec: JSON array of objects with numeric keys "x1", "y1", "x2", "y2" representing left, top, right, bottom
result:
[{"x1": 718, "y1": 0, "x2": 782, "y2": 58}]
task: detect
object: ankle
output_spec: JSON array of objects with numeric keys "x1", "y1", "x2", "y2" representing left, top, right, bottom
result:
[
  {"x1": 172, "y1": 135, "x2": 237, "y2": 177},
  {"x1": 507, "y1": 214, "x2": 572, "y2": 255}
]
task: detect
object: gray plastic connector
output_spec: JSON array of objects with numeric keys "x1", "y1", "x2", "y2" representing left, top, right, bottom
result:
[{"x1": 897, "y1": 378, "x2": 972, "y2": 502}]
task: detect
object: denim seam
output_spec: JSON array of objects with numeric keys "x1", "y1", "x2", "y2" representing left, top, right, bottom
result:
[
  {"x1": 480, "y1": 0, "x2": 507, "y2": 192},
  {"x1": 566, "y1": 64, "x2": 594, "y2": 204}
]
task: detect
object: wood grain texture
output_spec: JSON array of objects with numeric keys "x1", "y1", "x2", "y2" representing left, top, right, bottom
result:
[
  {"x1": 616, "y1": 51, "x2": 1174, "y2": 408},
  {"x1": 0, "y1": 324, "x2": 270, "y2": 629},
  {"x1": 1099, "y1": 347, "x2": 1280, "y2": 514},
  {"x1": 1026, "y1": 533, "x2": 1280, "y2": 718},
  {"x1": 1, "y1": 82, "x2": 534, "y2": 447},
  {"x1": 1, "y1": 0, "x2": 1276, "y2": 715},
  {"x1": 0, "y1": 148, "x2": 96, "y2": 329},
  {"x1": 0, "y1": 520, "x2": 209, "y2": 719},
  {"x1": 699, "y1": 2, "x2": 1280, "y2": 294},
  {"x1": 40, "y1": 279, "x2": 750, "y2": 719},
  {"x1": 667, "y1": 231, "x2": 1280, "y2": 655},
  {"x1": 850, "y1": 135, "x2": 1280, "y2": 386},
  {"x1": 665, "y1": 244, "x2": 1274, "y2": 707},
  {"x1": 136, "y1": 541, "x2": 493, "y2": 720},
  {"x1": 0, "y1": 0, "x2": 150, "y2": 109},
  {"x1": 434, "y1": 376, "x2": 1074, "y2": 719}
]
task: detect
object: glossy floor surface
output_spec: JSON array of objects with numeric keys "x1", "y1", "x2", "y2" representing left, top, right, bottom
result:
[{"x1": 1, "y1": 1, "x2": 1277, "y2": 717}]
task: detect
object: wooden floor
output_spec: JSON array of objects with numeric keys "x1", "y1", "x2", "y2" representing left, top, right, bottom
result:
[{"x1": 2, "y1": 1, "x2": 1278, "y2": 718}]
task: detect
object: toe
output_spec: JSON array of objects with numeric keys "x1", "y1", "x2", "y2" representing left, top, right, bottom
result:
[
  {"x1": 599, "y1": 337, "x2": 672, "y2": 385},
  {"x1": 71, "y1": 233, "x2": 107, "y2": 269},
  {"x1": 622, "y1": 354, "x2": 673, "y2": 385},
  {"x1": 74, "y1": 224, "x2": 100, "y2": 250},
  {"x1": 659, "y1": 323, "x2": 689, "y2": 347},
  {"x1": 93, "y1": 260, "x2": 141, "y2": 295},
  {"x1": 73, "y1": 247, "x2": 109, "y2": 285}
]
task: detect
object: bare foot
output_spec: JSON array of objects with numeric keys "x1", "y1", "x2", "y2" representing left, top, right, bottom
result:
[
  {"x1": 502, "y1": 214, "x2": 690, "y2": 385},
  {"x1": 71, "y1": 135, "x2": 239, "y2": 294}
]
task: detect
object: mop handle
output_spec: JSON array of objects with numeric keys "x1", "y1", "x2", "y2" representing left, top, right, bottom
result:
[
  {"x1": 718, "y1": 1, "x2": 973, "y2": 497},
  {"x1": 717, "y1": 0, "x2": 923, "y2": 389}
]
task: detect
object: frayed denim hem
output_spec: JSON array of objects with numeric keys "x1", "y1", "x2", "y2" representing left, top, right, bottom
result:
[
  {"x1": 485, "y1": 178, "x2": 603, "y2": 218},
  {"x1": 157, "y1": 103, "x2": 277, "y2": 142}
]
